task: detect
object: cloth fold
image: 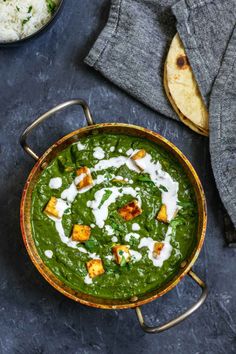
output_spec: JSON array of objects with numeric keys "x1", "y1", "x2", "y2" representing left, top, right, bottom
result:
[
  {"x1": 85, "y1": 0, "x2": 178, "y2": 119},
  {"x1": 209, "y1": 25, "x2": 236, "y2": 231},
  {"x1": 85, "y1": 0, "x2": 236, "y2": 240}
]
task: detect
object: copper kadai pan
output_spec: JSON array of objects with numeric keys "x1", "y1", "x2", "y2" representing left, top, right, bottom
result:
[{"x1": 20, "y1": 99, "x2": 208, "y2": 334}]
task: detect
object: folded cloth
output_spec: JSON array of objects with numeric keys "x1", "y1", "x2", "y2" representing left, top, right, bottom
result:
[
  {"x1": 172, "y1": 0, "x2": 236, "y2": 242},
  {"x1": 85, "y1": 0, "x2": 236, "y2": 241},
  {"x1": 85, "y1": 0, "x2": 179, "y2": 119},
  {"x1": 209, "y1": 25, "x2": 236, "y2": 243}
]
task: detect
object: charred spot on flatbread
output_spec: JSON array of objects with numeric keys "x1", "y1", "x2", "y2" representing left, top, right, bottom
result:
[{"x1": 176, "y1": 55, "x2": 189, "y2": 70}]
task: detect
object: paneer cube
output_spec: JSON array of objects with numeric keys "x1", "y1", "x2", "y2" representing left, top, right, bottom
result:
[
  {"x1": 86, "y1": 259, "x2": 105, "y2": 278},
  {"x1": 153, "y1": 242, "x2": 164, "y2": 258},
  {"x1": 44, "y1": 197, "x2": 59, "y2": 218},
  {"x1": 156, "y1": 204, "x2": 168, "y2": 223},
  {"x1": 112, "y1": 245, "x2": 130, "y2": 265},
  {"x1": 71, "y1": 224, "x2": 91, "y2": 242},
  {"x1": 131, "y1": 149, "x2": 146, "y2": 160},
  {"x1": 75, "y1": 166, "x2": 93, "y2": 190},
  {"x1": 131, "y1": 149, "x2": 147, "y2": 170},
  {"x1": 118, "y1": 200, "x2": 142, "y2": 221}
]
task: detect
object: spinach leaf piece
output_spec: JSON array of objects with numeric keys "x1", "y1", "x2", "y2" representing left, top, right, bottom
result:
[
  {"x1": 170, "y1": 217, "x2": 186, "y2": 229},
  {"x1": 159, "y1": 184, "x2": 168, "y2": 192},
  {"x1": 177, "y1": 200, "x2": 195, "y2": 208},
  {"x1": 137, "y1": 175, "x2": 154, "y2": 184},
  {"x1": 84, "y1": 237, "x2": 98, "y2": 253}
]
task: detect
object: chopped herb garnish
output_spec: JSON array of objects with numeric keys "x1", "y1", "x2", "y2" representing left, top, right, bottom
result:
[
  {"x1": 84, "y1": 238, "x2": 97, "y2": 252},
  {"x1": 177, "y1": 201, "x2": 194, "y2": 208},
  {"x1": 137, "y1": 175, "x2": 154, "y2": 184},
  {"x1": 16, "y1": 6, "x2": 20, "y2": 11},
  {"x1": 120, "y1": 255, "x2": 127, "y2": 267},
  {"x1": 46, "y1": 0, "x2": 57, "y2": 15},
  {"x1": 98, "y1": 190, "x2": 112, "y2": 208},
  {"x1": 110, "y1": 222, "x2": 119, "y2": 230},
  {"x1": 105, "y1": 268, "x2": 114, "y2": 275},
  {"x1": 159, "y1": 185, "x2": 168, "y2": 192},
  {"x1": 28, "y1": 6, "x2": 32, "y2": 13},
  {"x1": 22, "y1": 17, "x2": 31, "y2": 27}
]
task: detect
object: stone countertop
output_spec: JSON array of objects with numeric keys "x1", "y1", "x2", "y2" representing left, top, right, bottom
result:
[{"x1": 0, "y1": 1, "x2": 235, "y2": 353}]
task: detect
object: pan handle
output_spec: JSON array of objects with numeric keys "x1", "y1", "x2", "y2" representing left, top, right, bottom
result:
[
  {"x1": 20, "y1": 99, "x2": 94, "y2": 161},
  {"x1": 135, "y1": 270, "x2": 208, "y2": 333}
]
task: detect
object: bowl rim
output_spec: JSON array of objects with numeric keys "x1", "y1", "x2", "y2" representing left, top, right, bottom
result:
[
  {"x1": 0, "y1": 0, "x2": 64, "y2": 46},
  {"x1": 20, "y1": 123, "x2": 207, "y2": 309}
]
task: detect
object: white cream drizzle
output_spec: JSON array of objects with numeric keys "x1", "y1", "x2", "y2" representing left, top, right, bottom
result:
[
  {"x1": 44, "y1": 250, "x2": 53, "y2": 258},
  {"x1": 48, "y1": 212, "x2": 101, "y2": 254},
  {"x1": 46, "y1": 149, "x2": 179, "y2": 265},
  {"x1": 88, "y1": 253, "x2": 101, "y2": 259},
  {"x1": 130, "y1": 249, "x2": 142, "y2": 262},
  {"x1": 60, "y1": 150, "x2": 178, "y2": 223},
  {"x1": 91, "y1": 156, "x2": 140, "y2": 173},
  {"x1": 125, "y1": 232, "x2": 140, "y2": 242},
  {"x1": 61, "y1": 174, "x2": 106, "y2": 203},
  {"x1": 126, "y1": 148, "x2": 134, "y2": 156},
  {"x1": 105, "y1": 225, "x2": 114, "y2": 235},
  {"x1": 132, "y1": 151, "x2": 179, "y2": 221},
  {"x1": 84, "y1": 274, "x2": 93, "y2": 285},
  {"x1": 113, "y1": 175, "x2": 124, "y2": 181},
  {"x1": 46, "y1": 198, "x2": 83, "y2": 249},
  {"x1": 138, "y1": 227, "x2": 173, "y2": 267},
  {"x1": 49, "y1": 177, "x2": 62, "y2": 189},
  {"x1": 77, "y1": 142, "x2": 85, "y2": 150},
  {"x1": 74, "y1": 173, "x2": 87, "y2": 186},
  {"x1": 105, "y1": 255, "x2": 114, "y2": 261},
  {"x1": 55, "y1": 198, "x2": 70, "y2": 218},
  {"x1": 53, "y1": 220, "x2": 80, "y2": 249},
  {"x1": 132, "y1": 223, "x2": 140, "y2": 231},
  {"x1": 93, "y1": 147, "x2": 105, "y2": 160},
  {"x1": 77, "y1": 247, "x2": 88, "y2": 253},
  {"x1": 61, "y1": 182, "x2": 78, "y2": 203},
  {"x1": 86, "y1": 186, "x2": 141, "y2": 228}
]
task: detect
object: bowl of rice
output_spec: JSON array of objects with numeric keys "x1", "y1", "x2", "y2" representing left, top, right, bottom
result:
[{"x1": 0, "y1": 0, "x2": 63, "y2": 46}]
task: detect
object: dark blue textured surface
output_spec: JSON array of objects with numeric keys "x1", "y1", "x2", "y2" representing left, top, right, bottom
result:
[{"x1": 0, "y1": 1, "x2": 235, "y2": 353}]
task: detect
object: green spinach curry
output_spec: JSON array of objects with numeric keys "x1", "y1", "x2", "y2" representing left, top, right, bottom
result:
[{"x1": 31, "y1": 133, "x2": 197, "y2": 300}]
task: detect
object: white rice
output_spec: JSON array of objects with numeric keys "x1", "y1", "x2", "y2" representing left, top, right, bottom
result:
[{"x1": 0, "y1": 0, "x2": 60, "y2": 42}]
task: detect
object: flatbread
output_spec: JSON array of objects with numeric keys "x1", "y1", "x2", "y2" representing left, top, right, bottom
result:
[
  {"x1": 164, "y1": 33, "x2": 209, "y2": 136},
  {"x1": 164, "y1": 63, "x2": 208, "y2": 136}
]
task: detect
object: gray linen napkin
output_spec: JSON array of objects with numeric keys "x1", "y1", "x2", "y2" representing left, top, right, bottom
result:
[
  {"x1": 209, "y1": 25, "x2": 236, "y2": 244},
  {"x1": 85, "y1": 0, "x2": 236, "y2": 241}
]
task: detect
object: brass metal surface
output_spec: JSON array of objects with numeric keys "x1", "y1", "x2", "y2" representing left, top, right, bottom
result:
[{"x1": 135, "y1": 269, "x2": 208, "y2": 333}]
